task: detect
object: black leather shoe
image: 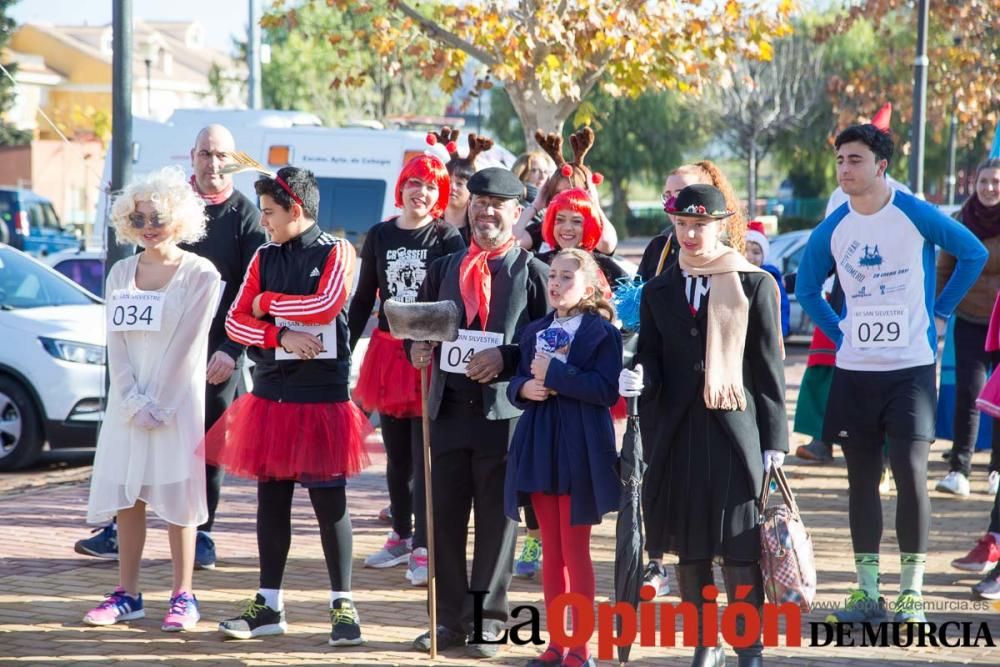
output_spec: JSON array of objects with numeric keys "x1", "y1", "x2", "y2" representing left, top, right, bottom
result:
[
  {"x1": 466, "y1": 629, "x2": 503, "y2": 658},
  {"x1": 411, "y1": 625, "x2": 466, "y2": 652},
  {"x1": 691, "y1": 645, "x2": 726, "y2": 667}
]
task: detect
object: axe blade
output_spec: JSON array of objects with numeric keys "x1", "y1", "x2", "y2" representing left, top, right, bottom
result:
[{"x1": 383, "y1": 299, "x2": 461, "y2": 343}]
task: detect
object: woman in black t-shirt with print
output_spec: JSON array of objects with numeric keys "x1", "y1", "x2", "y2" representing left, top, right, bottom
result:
[{"x1": 348, "y1": 153, "x2": 465, "y2": 587}]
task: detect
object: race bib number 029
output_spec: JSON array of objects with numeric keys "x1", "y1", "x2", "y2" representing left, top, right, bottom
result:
[
  {"x1": 851, "y1": 305, "x2": 908, "y2": 348},
  {"x1": 274, "y1": 317, "x2": 338, "y2": 361},
  {"x1": 440, "y1": 329, "x2": 504, "y2": 373},
  {"x1": 108, "y1": 289, "x2": 164, "y2": 332}
]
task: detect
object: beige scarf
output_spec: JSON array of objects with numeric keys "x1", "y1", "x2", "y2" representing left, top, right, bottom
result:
[{"x1": 679, "y1": 246, "x2": 784, "y2": 411}]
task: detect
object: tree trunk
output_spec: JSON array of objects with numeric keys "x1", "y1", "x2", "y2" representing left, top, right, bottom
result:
[
  {"x1": 610, "y1": 177, "x2": 629, "y2": 237},
  {"x1": 747, "y1": 138, "x2": 757, "y2": 219},
  {"x1": 505, "y1": 82, "x2": 573, "y2": 149}
]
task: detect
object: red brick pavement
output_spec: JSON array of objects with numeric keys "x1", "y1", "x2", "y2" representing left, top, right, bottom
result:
[{"x1": 1, "y1": 347, "x2": 1000, "y2": 665}]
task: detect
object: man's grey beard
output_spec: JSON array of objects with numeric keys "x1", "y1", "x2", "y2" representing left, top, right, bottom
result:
[{"x1": 473, "y1": 224, "x2": 512, "y2": 250}]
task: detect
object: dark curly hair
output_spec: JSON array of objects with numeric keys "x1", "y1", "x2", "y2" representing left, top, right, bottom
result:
[{"x1": 835, "y1": 124, "x2": 894, "y2": 167}]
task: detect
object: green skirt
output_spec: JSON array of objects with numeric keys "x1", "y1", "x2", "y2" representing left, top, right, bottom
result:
[{"x1": 793, "y1": 365, "x2": 835, "y2": 440}]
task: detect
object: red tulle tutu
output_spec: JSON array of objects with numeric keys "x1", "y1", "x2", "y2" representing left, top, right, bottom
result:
[
  {"x1": 611, "y1": 396, "x2": 627, "y2": 421},
  {"x1": 353, "y1": 328, "x2": 422, "y2": 418},
  {"x1": 202, "y1": 394, "x2": 371, "y2": 482}
]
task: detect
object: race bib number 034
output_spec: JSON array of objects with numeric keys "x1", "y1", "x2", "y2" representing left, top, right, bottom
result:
[
  {"x1": 440, "y1": 329, "x2": 504, "y2": 373},
  {"x1": 851, "y1": 305, "x2": 908, "y2": 348},
  {"x1": 108, "y1": 289, "x2": 164, "y2": 332},
  {"x1": 274, "y1": 317, "x2": 338, "y2": 361}
]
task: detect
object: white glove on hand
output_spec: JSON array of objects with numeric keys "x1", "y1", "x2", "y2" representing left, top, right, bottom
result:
[
  {"x1": 763, "y1": 450, "x2": 785, "y2": 471},
  {"x1": 132, "y1": 406, "x2": 166, "y2": 431},
  {"x1": 619, "y1": 364, "x2": 644, "y2": 398}
]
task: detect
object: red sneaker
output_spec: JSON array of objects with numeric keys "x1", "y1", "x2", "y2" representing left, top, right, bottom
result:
[{"x1": 952, "y1": 535, "x2": 1000, "y2": 573}]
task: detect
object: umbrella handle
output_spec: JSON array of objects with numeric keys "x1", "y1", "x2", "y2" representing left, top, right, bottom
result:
[{"x1": 626, "y1": 395, "x2": 639, "y2": 417}]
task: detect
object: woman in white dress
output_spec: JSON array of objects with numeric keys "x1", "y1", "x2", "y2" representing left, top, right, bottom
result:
[{"x1": 83, "y1": 166, "x2": 221, "y2": 633}]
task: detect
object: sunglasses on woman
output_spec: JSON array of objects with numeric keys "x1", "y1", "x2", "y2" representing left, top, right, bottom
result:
[{"x1": 128, "y1": 213, "x2": 168, "y2": 229}]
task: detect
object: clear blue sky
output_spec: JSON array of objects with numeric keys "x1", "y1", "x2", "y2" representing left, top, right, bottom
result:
[{"x1": 10, "y1": 0, "x2": 250, "y2": 54}]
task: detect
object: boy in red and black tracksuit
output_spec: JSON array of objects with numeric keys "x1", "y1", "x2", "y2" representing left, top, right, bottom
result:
[{"x1": 207, "y1": 167, "x2": 370, "y2": 646}]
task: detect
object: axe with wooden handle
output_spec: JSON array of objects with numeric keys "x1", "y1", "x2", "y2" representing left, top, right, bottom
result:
[{"x1": 382, "y1": 299, "x2": 460, "y2": 659}]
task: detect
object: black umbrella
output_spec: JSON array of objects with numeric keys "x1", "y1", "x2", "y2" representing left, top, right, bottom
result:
[{"x1": 614, "y1": 393, "x2": 646, "y2": 666}]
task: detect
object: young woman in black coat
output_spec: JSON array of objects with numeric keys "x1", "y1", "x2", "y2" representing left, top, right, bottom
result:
[{"x1": 620, "y1": 184, "x2": 788, "y2": 667}]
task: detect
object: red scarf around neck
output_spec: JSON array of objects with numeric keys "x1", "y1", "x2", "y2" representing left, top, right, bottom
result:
[
  {"x1": 190, "y1": 175, "x2": 234, "y2": 205},
  {"x1": 459, "y1": 237, "x2": 517, "y2": 329}
]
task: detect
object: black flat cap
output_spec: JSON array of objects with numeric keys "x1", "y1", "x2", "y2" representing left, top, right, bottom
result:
[{"x1": 467, "y1": 167, "x2": 525, "y2": 200}]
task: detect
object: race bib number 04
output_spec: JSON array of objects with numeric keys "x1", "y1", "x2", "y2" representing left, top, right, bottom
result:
[
  {"x1": 440, "y1": 329, "x2": 504, "y2": 373},
  {"x1": 274, "y1": 317, "x2": 338, "y2": 361},
  {"x1": 108, "y1": 289, "x2": 164, "y2": 332},
  {"x1": 851, "y1": 305, "x2": 908, "y2": 349}
]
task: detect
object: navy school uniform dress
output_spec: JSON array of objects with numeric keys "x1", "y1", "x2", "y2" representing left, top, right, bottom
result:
[{"x1": 504, "y1": 311, "x2": 623, "y2": 526}]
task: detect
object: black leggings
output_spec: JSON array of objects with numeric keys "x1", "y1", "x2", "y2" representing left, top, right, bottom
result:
[
  {"x1": 381, "y1": 414, "x2": 426, "y2": 549},
  {"x1": 844, "y1": 437, "x2": 930, "y2": 554},
  {"x1": 257, "y1": 481, "x2": 352, "y2": 591},
  {"x1": 949, "y1": 317, "x2": 1000, "y2": 476}
]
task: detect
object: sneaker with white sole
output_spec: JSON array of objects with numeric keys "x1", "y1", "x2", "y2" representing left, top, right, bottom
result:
[
  {"x1": 83, "y1": 587, "x2": 144, "y2": 626},
  {"x1": 364, "y1": 530, "x2": 412, "y2": 568},
  {"x1": 218, "y1": 594, "x2": 287, "y2": 639},
  {"x1": 74, "y1": 523, "x2": 118, "y2": 560},
  {"x1": 936, "y1": 471, "x2": 971, "y2": 497},
  {"x1": 988, "y1": 471, "x2": 999, "y2": 497},
  {"x1": 951, "y1": 534, "x2": 1000, "y2": 573},
  {"x1": 642, "y1": 561, "x2": 670, "y2": 597},
  {"x1": 406, "y1": 547, "x2": 428, "y2": 586},
  {"x1": 161, "y1": 591, "x2": 200, "y2": 632},
  {"x1": 329, "y1": 598, "x2": 364, "y2": 646}
]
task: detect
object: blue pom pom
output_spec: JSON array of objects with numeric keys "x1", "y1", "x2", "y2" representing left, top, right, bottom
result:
[{"x1": 612, "y1": 276, "x2": 644, "y2": 332}]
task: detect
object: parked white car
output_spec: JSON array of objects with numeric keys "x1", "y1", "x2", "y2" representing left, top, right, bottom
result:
[{"x1": 0, "y1": 244, "x2": 105, "y2": 470}]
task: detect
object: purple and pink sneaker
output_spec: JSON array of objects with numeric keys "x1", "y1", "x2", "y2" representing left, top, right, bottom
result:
[
  {"x1": 161, "y1": 591, "x2": 200, "y2": 632},
  {"x1": 83, "y1": 587, "x2": 144, "y2": 626}
]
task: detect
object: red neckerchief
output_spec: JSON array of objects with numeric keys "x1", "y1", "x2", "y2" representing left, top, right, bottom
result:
[
  {"x1": 190, "y1": 175, "x2": 234, "y2": 206},
  {"x1": 458, "y1": 237, "x2": 517, "y2": 330}
]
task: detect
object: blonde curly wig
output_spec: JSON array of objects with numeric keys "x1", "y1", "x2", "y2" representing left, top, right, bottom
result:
[{"x1": 110, "y1": 165, "x2": 207, "y2": 246}]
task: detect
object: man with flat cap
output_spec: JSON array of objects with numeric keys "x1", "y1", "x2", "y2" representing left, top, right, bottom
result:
[{"x1": 408, "y1": 167, "x2": 550, "y2": 657}]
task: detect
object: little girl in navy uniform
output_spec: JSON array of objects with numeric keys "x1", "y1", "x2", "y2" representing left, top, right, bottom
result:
[{"x1": 504, "y1": 248, "x2": 622, "y2": 667}]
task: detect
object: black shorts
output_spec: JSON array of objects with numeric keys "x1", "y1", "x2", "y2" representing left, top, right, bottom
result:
[{"x1": 822, "y1": 364, "x2": 937, "y2": 445}]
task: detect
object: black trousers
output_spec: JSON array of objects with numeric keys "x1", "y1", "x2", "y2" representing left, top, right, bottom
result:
[
  {"x1": 949, "y1": 317, "x2": 1000, "y2": 477},
  {"x1": 199, "y1": 364, "x2": 241, "y2": 532},
  {"x1": 990, "y1": 486, "x2": 1000, "y2": 534},
  {"x1": 430, "y1": 402, "x2": 517, "y2": 636}
]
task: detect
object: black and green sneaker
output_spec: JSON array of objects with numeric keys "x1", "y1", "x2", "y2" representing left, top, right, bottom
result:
[
  {"x1": 218, "y1": 594, "x2": 287, "y2": 639},
  {"x1": 328, "y1": 598, "x2": 363, "y2": 646},
  {"x1": 824, "y1": 589, "x2": 887, "y2": 625}
]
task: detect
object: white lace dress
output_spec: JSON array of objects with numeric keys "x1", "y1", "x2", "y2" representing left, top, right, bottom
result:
[{"x1": 87, "y1": 251, "x2": 221, "y2": 527}]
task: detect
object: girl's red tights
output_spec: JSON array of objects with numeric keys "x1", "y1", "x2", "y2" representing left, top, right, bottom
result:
[{"x1": 530, "y1": 493, "x2": 594, "y2": 666}]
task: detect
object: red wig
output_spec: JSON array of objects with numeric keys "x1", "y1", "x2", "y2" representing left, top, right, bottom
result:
[
  {"x1": 542, "y1": 187, "x2": 603, "y2": 251},
  {"x1": 394, "y1": 154, "x2": 451, "y2": 219}
]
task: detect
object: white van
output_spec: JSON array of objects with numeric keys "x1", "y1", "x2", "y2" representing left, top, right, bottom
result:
[{"x1": 96, "y1": 109, "x2": 514, "y2": 246}]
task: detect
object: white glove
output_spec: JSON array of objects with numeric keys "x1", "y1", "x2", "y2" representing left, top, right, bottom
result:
[
  {"x1": 619, "y1": 364, "x2": 644, "y2": 398},
  {"x1": 763, "y1": 450, "x2": 785, "y2": 471},
  {"x1": 132, "y1": 406, "x2": 167, "y2": 431}
]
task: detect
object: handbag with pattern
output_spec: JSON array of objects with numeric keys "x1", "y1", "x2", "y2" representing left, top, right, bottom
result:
[{"x1": 758, "y1": 466, "x2": 816, "y2": 612}]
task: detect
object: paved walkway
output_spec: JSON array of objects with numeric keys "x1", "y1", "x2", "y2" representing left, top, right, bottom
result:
[{"x1": 2, "y1": 348, "x2": 999, "y2": 665}]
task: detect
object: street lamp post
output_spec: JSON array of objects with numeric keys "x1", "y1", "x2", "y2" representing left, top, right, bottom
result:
[
  {"x1": 909, "y1": 0, "x2": 929, "y2": 198},
  {"x1": 143, "y1": 56, "x2": 152, "y2": 117}
]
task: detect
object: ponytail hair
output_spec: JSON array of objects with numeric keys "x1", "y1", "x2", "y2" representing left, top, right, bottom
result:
[
  {"x1": 551, "y1": 248, "x2": 616, "y2": 322},
  {"x1": 693, "y1": 160, "x2": 746, "y2": 254}
]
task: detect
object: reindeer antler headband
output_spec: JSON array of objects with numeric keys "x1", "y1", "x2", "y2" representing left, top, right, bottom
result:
[
  {"x1": 426, "y1": 126, "x2": 460, "y2": 158},
  {"x1": 535, "y1": 126, "x2": 603, "y2": 185}
]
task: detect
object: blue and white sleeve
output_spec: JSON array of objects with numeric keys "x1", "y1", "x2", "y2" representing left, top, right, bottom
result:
[
  {"x1": 795, "y1": 219, "x2": 843, "y2": 346},
  {"x1": 900, "y1": 196, "x2": 988, "y2": 319}
]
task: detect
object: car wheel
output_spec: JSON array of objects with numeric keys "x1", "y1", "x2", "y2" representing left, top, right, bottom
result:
[{"x1": 0, "y1": 376, "x2": 43, "y2": 471}]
